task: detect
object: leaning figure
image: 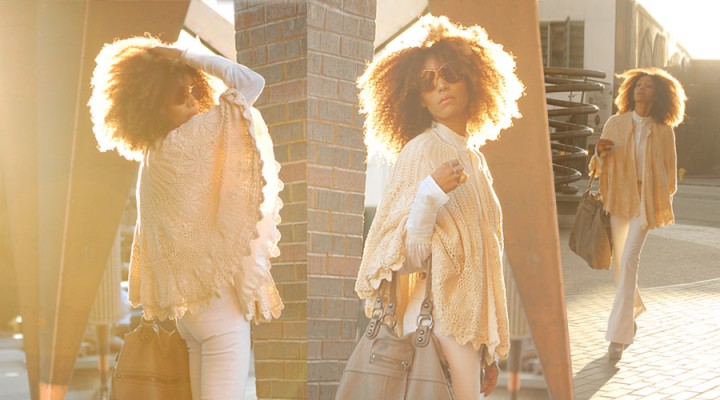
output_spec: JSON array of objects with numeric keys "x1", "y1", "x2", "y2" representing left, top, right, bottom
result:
[{"x1": 89, "y1": 36, "x2": 284, "y2": 399}]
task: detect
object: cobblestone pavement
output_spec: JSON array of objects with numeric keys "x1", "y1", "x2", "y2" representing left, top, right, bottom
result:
[
  {"x1": 2, "y1": 258, "x2": 719, "y2": 399},
  {"x1": 567, "y1": 278, "x2": 720, "y2": 400}
]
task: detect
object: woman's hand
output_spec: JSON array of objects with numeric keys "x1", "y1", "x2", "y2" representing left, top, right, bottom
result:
[
  {"x1": 481, "y1": 361, "x2": 499, "y2": 397},
  {"x1": 431, "y1": 159, "x2": 467, "y2": 193},
  {"x1": 147, "y1": 46, "x2": 183, "y2": 60},
  {"x1": 597, "y1": 138, "x2": 615, "y2": 155}
]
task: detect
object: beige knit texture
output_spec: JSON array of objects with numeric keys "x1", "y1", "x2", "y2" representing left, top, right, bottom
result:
[
  {"x1": 356, "y1": 130, "x2": 510, "y2": 361},
  {"x1": 129, "y1": 88, "x2": 283, "y2": 322},
  {"x1": 589, "y1": 112, "x2": 677, "y2": 230}
]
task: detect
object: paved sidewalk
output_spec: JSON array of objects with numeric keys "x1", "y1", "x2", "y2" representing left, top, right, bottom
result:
[
  {"x1": 567, "y1": 278, "x2": 720, "y2": 400},
  {"x1": 559, "y1": 218, "x2": 720, "y2": 400},
  {"x1": 0, "y1": 342, "x2": 27, "y2": 400},
  {"x1": 5, "y1": 275, "x2": 717, "y2": 400},
  {"x1": 679, "y1": 175, "x2": 720, "y2": 187},
  {"x1": 3, "y1": 245, "x2": 719, "y2": 400},
  {"x1": 484, "y1": 277, "x2": 720, "y2": 400},
  {"x1": 2, "y1": 250, "x2": 719, "y2": 399}
]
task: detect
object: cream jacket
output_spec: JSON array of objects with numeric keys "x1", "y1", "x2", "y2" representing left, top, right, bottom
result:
[
  {"x1": 589, "y1": 112, "x2": 677, "y2": 230},
  {"x1": 129, "y1": 52, "x2": 283, "y2": 322},
  {"x1": 356, "y1": 127, "x2": 510, "y2": 361}
]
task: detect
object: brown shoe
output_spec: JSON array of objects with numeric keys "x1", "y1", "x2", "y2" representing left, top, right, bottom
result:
[{"x1": 608, "y1": 342, "x2": 624, "y2": 362}]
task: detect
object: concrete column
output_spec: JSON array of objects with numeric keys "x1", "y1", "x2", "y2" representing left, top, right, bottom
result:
[
  {"x1": 0, "y1": 1, "x2": 189, "y2": 397},
  {"x1": 1, "y1": 2, "x2": 43, "y2": 398},
  {"x1": 429, "y1": 1, "x2": 574, "y2": 398}
]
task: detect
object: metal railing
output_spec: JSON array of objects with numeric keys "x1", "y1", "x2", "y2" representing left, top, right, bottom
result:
[{"x1": 545, "y1": 67, "x2": 606, "y2": 193}]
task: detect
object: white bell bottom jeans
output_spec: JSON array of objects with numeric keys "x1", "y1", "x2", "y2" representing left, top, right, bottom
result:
[
  {"x1": 605, "y1": 214, "x2": 650, "y2": 345},
  {"x1": 176, "y1": 286, "x2": 251, "y2": 400}
]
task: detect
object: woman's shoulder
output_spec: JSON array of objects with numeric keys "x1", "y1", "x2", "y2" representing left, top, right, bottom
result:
[
  {"x1": 390, "y1": 129, "x2": 444, "y2": 176},
  {"x1": 400, "y1": 128, "x2": 443, "y2": 156},
  {"x1": 602, "y1": 112, "x2": 632, "y2": 136},
  {"x1": 652, "y1": 120, "x2": 674, "y2": 133},
  {"x1": 155, "y1": 107, "x2": 222, "y2": 155},
  {"x1": 605, "y1": 112, "x2": 631, "y2": 127}
]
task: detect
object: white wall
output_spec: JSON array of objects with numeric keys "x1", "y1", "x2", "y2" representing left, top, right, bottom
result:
[{"x1": 539, "y1": 0, "x2": 616, "y2": 129}]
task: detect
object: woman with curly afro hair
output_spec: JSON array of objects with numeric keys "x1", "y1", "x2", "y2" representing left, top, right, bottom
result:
[
  {"x1": 89, "y1": 36, "x2": 284, "y2": 399},
  {"x1": 353, "y1": 15, "x2": 523, "y2": 398},
  {"x1": 590, "y1": 68, "x2": 687, "y2": 362}
]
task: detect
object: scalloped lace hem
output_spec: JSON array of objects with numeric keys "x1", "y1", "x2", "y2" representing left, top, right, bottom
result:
[
  {"x1": 244, "y1": 283, "x2": 284, "y2": 324},
  {"x1": 134, "y1": 283, "x2": 284, "y2": 323},
  {"x1": 356, "y1": 256, "x2": 407, "y2": 300}
]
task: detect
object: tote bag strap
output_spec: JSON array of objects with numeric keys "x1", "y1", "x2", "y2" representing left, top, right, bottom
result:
[
  {"x1": 415, "y1": 259, "x2": 435, "y2": 347},
  {"x1": 366, "y1": 273, "x2": 399, "y2": 339},
  {"x1": 384, "y1": 271, "x2": 398, "y2": 328},
  {"x1": 372, "y1": 257, "x2": 434, "y2": 343},
  {"x1": 585, "y1": 170, "x2": 599, "y2": 193}
]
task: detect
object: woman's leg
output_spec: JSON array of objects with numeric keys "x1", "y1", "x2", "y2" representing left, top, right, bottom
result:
[
  {"x1": 606, "y1": 215, "x2": 650, "y2": 345},
  {"x1": 610, "y1": 215, "x2": 647, "y2": 319},
  {"x1": 610, "y1": 214, "x2": 630, "y2": 286},
  {"x1": 176, "y1": 321, "x2": 202, "y2": 400},
  {"x1": 404, "y1": 278, "x2": 482, "y2": 400},
  {"x1": 434, "y1": 334, "x2": 483, "y2": 400},
  {"x1": 176, "y1": 286, "x2": 252, "y2": 400}
]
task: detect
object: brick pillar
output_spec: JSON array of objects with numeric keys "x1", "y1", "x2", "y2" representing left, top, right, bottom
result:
[
  {"x1": 234, "y1": 1, "x2": 376, "y2": 399},
  {"x1": 235, "y1": 1, "x2": 309, "y2": 398},
  {"x1": 306, "y1": 1, "x2": 375, "y2": 398}
]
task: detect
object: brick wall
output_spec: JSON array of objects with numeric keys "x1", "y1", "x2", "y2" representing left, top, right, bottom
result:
[
  {"x1": 235, "y1": 1, "x2": 375, "y2": 398},
  {"x1": 235, "y1": 1, "x2": 309, "y2": 398},
  {"x1": 306, "y1": 1, "x2": 374, "y2": 398}
]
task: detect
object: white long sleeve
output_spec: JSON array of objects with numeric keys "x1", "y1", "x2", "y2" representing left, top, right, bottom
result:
[
  {"x1": 402, "y1": 176, "x2": 449, "y2": 273},
  {"x1": 182, "y1": 46, "x2": 265, "y2": 106}
]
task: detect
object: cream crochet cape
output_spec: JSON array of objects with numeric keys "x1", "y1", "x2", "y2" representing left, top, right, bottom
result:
[
  {"x1": 129, "y1": 88, "x2": 283, "y2": 322},
  {"x1": 589, "y1": 112, "x2": 677, "y2": 230},
  {"x1": 356, "y1": 129, "x2": 510, "y2": 361}
]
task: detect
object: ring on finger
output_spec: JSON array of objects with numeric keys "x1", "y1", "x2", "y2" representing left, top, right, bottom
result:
[{"x1": 458, "y1": 171, "x2": 469, "y2": 184}]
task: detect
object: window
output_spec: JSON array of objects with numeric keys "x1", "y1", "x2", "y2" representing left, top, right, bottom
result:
[{"x1": 540, "y1": 20, "x2": 584, "y2": 68}]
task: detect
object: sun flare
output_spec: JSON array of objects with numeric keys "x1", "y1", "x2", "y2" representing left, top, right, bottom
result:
[{"x1": 638, "y1": 0, "x2": 720, "y2": 59}]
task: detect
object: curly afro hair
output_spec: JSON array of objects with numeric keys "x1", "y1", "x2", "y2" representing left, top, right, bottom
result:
[
  {"x1": 614, "y1": 67, "x2": 687, "y2": 127},
  {"x1": 89, "y1": 35, "x2": 216, "y2": 161},
  {"x1": 357, "y1": 15, "x2": 524, "y2": 160}
]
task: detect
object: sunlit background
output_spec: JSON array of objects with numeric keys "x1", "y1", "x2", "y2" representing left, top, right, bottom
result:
[
  {"x1": 2, "y1": 1, "x2": 720, "y2": 399},
  {"x1": 638, "y1": 0, "x2": 720, "y2": 59}
]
